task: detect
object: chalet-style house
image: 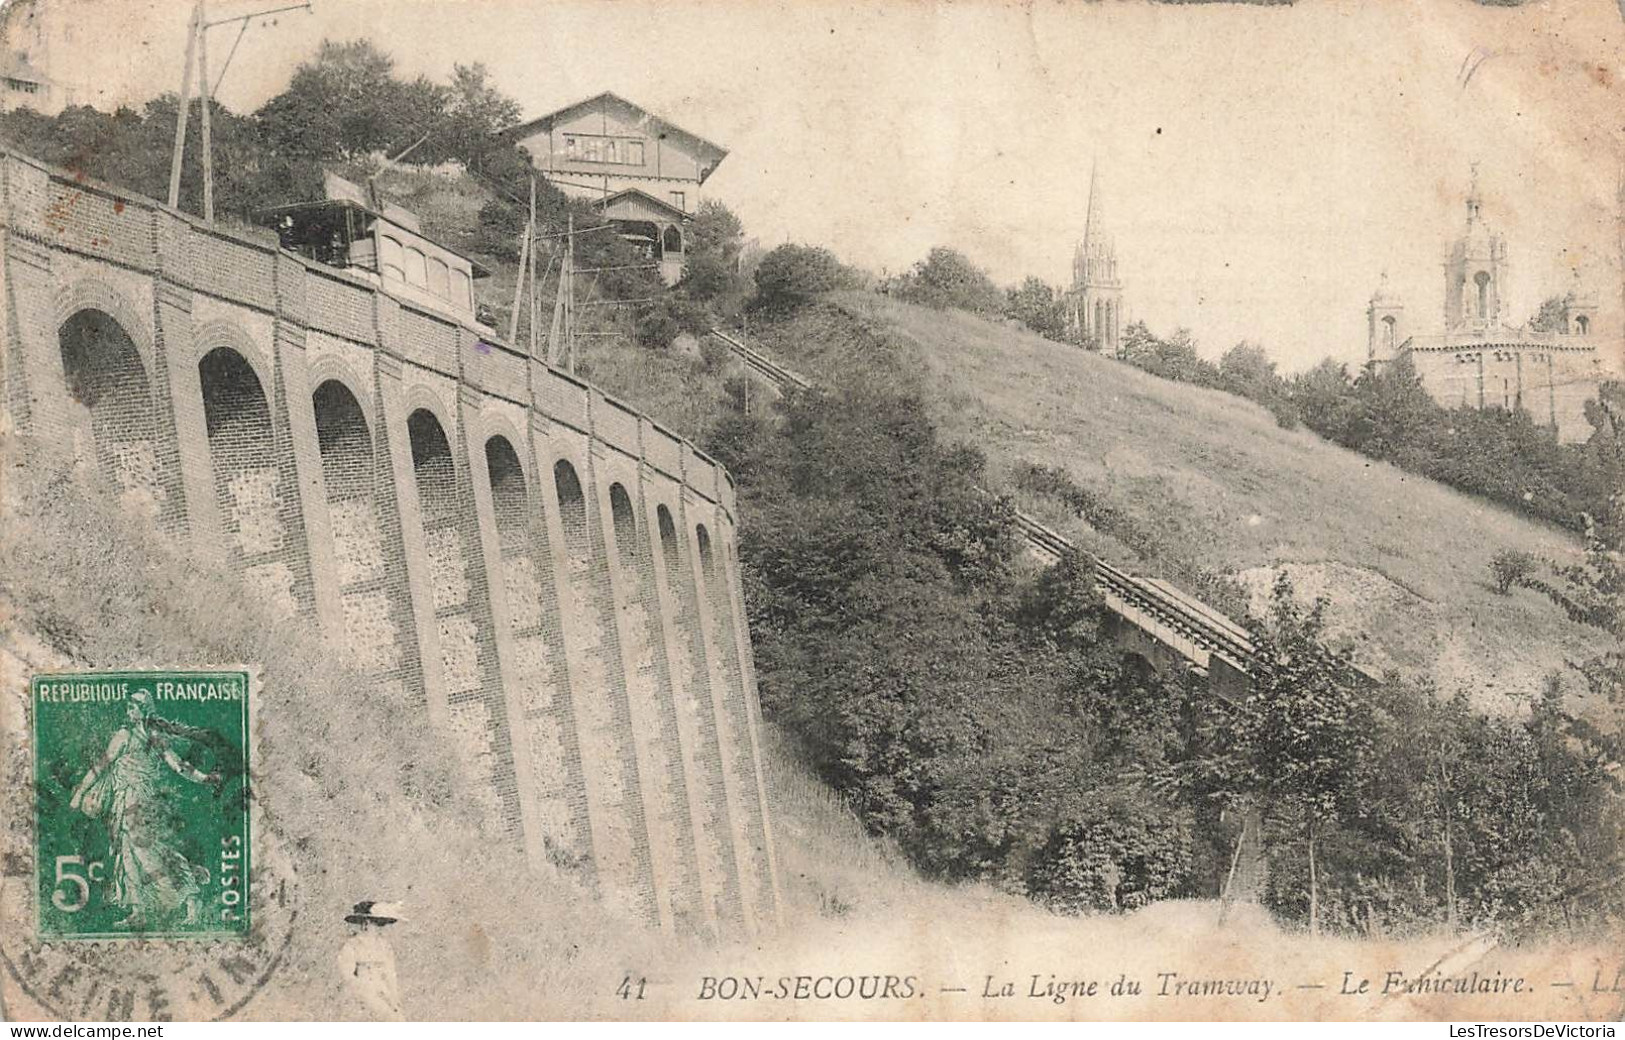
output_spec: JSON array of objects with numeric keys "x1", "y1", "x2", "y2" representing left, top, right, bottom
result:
[{"x1": 507, "y1": 92, "x2": 730, "y2": 284}]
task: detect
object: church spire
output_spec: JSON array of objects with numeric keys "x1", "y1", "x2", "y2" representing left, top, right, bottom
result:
[
  {"x1": 1066, "y1": 161, "x2": 1124, "y2": 354},
  {"x1": 1075, "y1": 161, "x2": 1115, "y2": 279},
  {"x1": 1084, "y1": 162, "x2": 1102, "y2": 252}
]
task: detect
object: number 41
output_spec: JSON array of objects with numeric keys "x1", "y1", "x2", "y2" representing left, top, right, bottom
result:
[{"x1": 616, "y1": 976, "x2": 647, "y2": 1000}]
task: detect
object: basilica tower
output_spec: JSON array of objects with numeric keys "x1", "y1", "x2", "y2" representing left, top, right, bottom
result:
[
  {"x1": 1366, "y1": 272, "x2": 1405, "y2": 363},
  {"x1": 1066, "y1": 165, "x2": 1125, "y2": 353},
  {"x1": 1360, "y1": 165, "x2": 1603, "y2": 443},
  {"x1": 1443, "y1": 167, "x2": 1510, "y2": 333}
]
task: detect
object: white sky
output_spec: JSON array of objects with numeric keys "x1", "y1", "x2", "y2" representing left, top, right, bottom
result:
[{"x1": 25, "y1": 0, "x2": 1625, "y2": 372}]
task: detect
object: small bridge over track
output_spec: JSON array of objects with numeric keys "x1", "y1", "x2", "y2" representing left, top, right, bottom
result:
[{"x1": 708, "y1": 327, "x2": 1374, "y2": 698}]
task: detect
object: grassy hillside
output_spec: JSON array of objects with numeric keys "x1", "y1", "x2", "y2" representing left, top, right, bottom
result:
[
  {"x1": 363, "y1": 168, "x2": 1603, "y2": 708},
  {"x1": 746, "y1": 293, "x2": 1607, "y2": 712},
  {"x1": 5, "y1": 441, "x2": 1620, "y2": 1021}
]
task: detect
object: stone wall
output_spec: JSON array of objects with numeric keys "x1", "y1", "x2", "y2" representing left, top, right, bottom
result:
[
  {"x1": 1408, "y1": 342, "x2": 1605, "y2": 444},
  {"x1": 0, "y1": 149, "x2": 779, "y2": 936}
]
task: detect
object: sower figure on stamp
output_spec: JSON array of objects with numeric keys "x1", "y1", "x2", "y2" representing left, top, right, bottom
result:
[
  {"x1": 67, "y1": 689, "x2": 223, "y2": 930},
  {"x1": 338, "y1": 900, "x2": 407, "y2": 1021}
]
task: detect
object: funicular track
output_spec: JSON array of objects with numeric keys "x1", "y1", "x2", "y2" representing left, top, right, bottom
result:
[{"x1": 708, "y1": 327, "x2": 1376, "y2": 690}]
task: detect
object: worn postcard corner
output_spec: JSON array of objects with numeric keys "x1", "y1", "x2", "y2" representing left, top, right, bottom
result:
[{"x1": 0, "y1": 0, "x2": 1623, "y2": 1024}]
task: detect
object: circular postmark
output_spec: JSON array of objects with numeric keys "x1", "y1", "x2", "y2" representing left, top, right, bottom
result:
[
  {"x1": 0, "y1": 831, "x2": 300, "y2": 1021},
  {"x1": 1, "y1": 668, "x2": 302, "y2": 1021}
]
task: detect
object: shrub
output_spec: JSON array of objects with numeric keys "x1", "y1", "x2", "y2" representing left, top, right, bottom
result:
[
  {"x1": 633, "y1": 293, "x2": 709, "y2": 350},
  {"x1": 1490, "y1": 548, "x2": 1538, "y2": 595},
  {"x1": 1027, "y1": 796, "x2": 1197, "y2": 913},
  {"x1": 1005, "y1": 276, "x2": 1069, "y2": 342},
  {"x1": 893, "y1": 247, "x2": 1005, "y2": 315},
  {"x1": 752, "y1": 243, "x2": 853, "y2": 311}
]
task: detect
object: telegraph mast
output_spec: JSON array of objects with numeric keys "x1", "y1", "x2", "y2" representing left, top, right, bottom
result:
[{"x1": 168, "y1": 0, "x2": 313, "y2": 221}]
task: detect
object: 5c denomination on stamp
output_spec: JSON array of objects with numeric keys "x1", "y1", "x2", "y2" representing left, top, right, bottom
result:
[{"x1": 32, "y1": 670, "x2": 251, "y2": 941}]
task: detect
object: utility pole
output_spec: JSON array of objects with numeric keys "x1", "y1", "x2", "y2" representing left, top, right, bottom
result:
[
  {"x1": 527, "y1": 176, "x2": 538, "y2": 359},
  {"x1": 507, "y1": 177, "x2": 533, "y2": 346},
  {"x1": 565, "y1": 213, "x2": 576, "y2": 375},
  {"x1": 168, "y1": 1, "x2": 312, "y2": 219},
  {"x1": 167, "y1": 4, "x2": 201, "y2": 209},
  {"x1": 197, "y1": 0, "x2": 214, "y2": 222}
]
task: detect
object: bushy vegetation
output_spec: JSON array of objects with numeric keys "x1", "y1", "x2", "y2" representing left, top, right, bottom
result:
[
  {"x1": 677, "y1": 199, "x2": 752, "y2": 316},
  {"x1": 888, "y1": 247, "x2": 1006, "y2": 315},
  {"x1": 1177, "y1": 573, "x2": 1623, "y2": 936},
  {"x1": 707, "y1": 385, "x2": 1206, "y2": 900},
  {"x1": 1491, "y1": 549, "x2": 1539, "y2": 595},
  {"x1": 1091, "y1": 317, "x2": 1624, "y2": 538},
  {"x1": 705, "y1": 314, "x2": 1625, "y2": 934},
  {"x1": 0, "y1": 39, "x2": 527, "y2": 227},
  {"x1": 752, "y1": 243, "x2": 862, "y2": 312},
  {"x1": 1004, "y1": 277, "x2": 1070, "y2": 342}
]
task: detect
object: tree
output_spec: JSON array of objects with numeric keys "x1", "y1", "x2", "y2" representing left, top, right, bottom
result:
[
  {"x1": 1290, "y1": 359, "x2": 1360, "y2": 441},
  {"x1": 1006, "y1": 277, "x2": 1068, "y2": 342},
  {"x1": 1528, "y1": 389, "x2": 1625, "y2": 764},
  {"x1": 1218, "y1": 341, "x2": 1281, "y2": 402},
  {"x1": 1574, "y1": 382, "x2": 1625, "y2": 549},
  {"x1": 257, "y1": 39, "x2": 414, "y2": 162},
  {"x1": 1117, "y1": 319, "x2": 1159, "y2": 365},
  {"x1": 1528, "y1": 294, "x2": 1571, "y2": 334},
  {"x1": 434, "y1": 63, "x2": 522, "y2": 168},
  {"x1": 893, "y1": 247, "x2": 1005, "y2": 315},
  {"x1": 1345, "y1": 353, "x2": 1444, "y2": 468},
  {"x1": 678, "y1": 199, "x2": 748, "y2": 311},
  {"x1": 1219, "y1": 576, "x2": 1370, "y2": 934},
  {"x1": 1144, "y1": 328, "x2": 1217, "y2": 385},
  {"x1": 752, "y1": 243, "x2": 852, "y2": 310}
]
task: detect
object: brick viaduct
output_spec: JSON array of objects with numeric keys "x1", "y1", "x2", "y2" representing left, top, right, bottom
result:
[{"x1": 0, "y1": 149, "x2": 780, "y2": 937}]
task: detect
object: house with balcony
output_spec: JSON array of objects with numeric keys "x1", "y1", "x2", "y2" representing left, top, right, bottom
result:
[{"x1": 506, "y1": 92, "x2": 729, "y2": 285}]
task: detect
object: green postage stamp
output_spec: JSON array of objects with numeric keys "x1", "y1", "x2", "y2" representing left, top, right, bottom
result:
[{"x1": 32, "y1": 670, "x2": 251, "y2": 941}]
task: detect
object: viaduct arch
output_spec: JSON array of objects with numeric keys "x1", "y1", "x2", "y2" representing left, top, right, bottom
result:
[{"x1": 0, "y1": 149, "x2": 780, "y2": 936}]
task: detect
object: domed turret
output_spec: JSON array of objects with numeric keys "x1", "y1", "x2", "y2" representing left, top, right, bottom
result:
[
  {"x1": 1367, "y1": 271, "x2": 1404, "y2": 361},
  {"x1": 1562, "y1": 267, "x2": 1599, "y2": 336},
  {"x1": 1443, "y1": 165, "x2": 1508, "y2": 332}
]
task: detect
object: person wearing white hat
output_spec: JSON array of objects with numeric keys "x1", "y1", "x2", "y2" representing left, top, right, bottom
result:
[{"x1": 337, "y1": 900, "x2": 406, "y2": 1020}]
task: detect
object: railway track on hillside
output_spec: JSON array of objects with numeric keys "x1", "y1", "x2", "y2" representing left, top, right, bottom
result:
[
  {"x1": 710, "y1": 329, "x2": 814, "y2": 391},
  {"x1": 708, "y1": 328, "x2": 1385, "y2": 688},
  {"x1": 1010, "y1": 510, "x2": 1258, "y2": 675},
  {"x1": 708, "y1": 327, "x2": 1282, "y2": 679}
]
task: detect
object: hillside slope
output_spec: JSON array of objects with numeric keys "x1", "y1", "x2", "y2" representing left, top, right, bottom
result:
[
  {"x1": 360, "y1": 165, "x2": 1600, "y2": 708},
  {"x1": 749, "y1": 293, "x2": 1605, "y2": 710},
  {"x1": 0, "y1": 437, "x2": 961, "y2": 1018}
]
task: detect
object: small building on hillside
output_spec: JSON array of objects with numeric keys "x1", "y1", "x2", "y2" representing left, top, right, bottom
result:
[
  {"x1": 255, "y1": 172, "x2": 491, "y2": 326},
  {"x1": 1366, "y1": 169, "x2": 1604, "y2": 443},
  {"x1": 0, "y1": 0, "x2": 68, "y2": 115},
  {"x1": 507, "y1": 92, "x2": 729, "y2": 285},
  {"x1": 588, "y1": 187, "x2": 691, "y2": 285}
]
